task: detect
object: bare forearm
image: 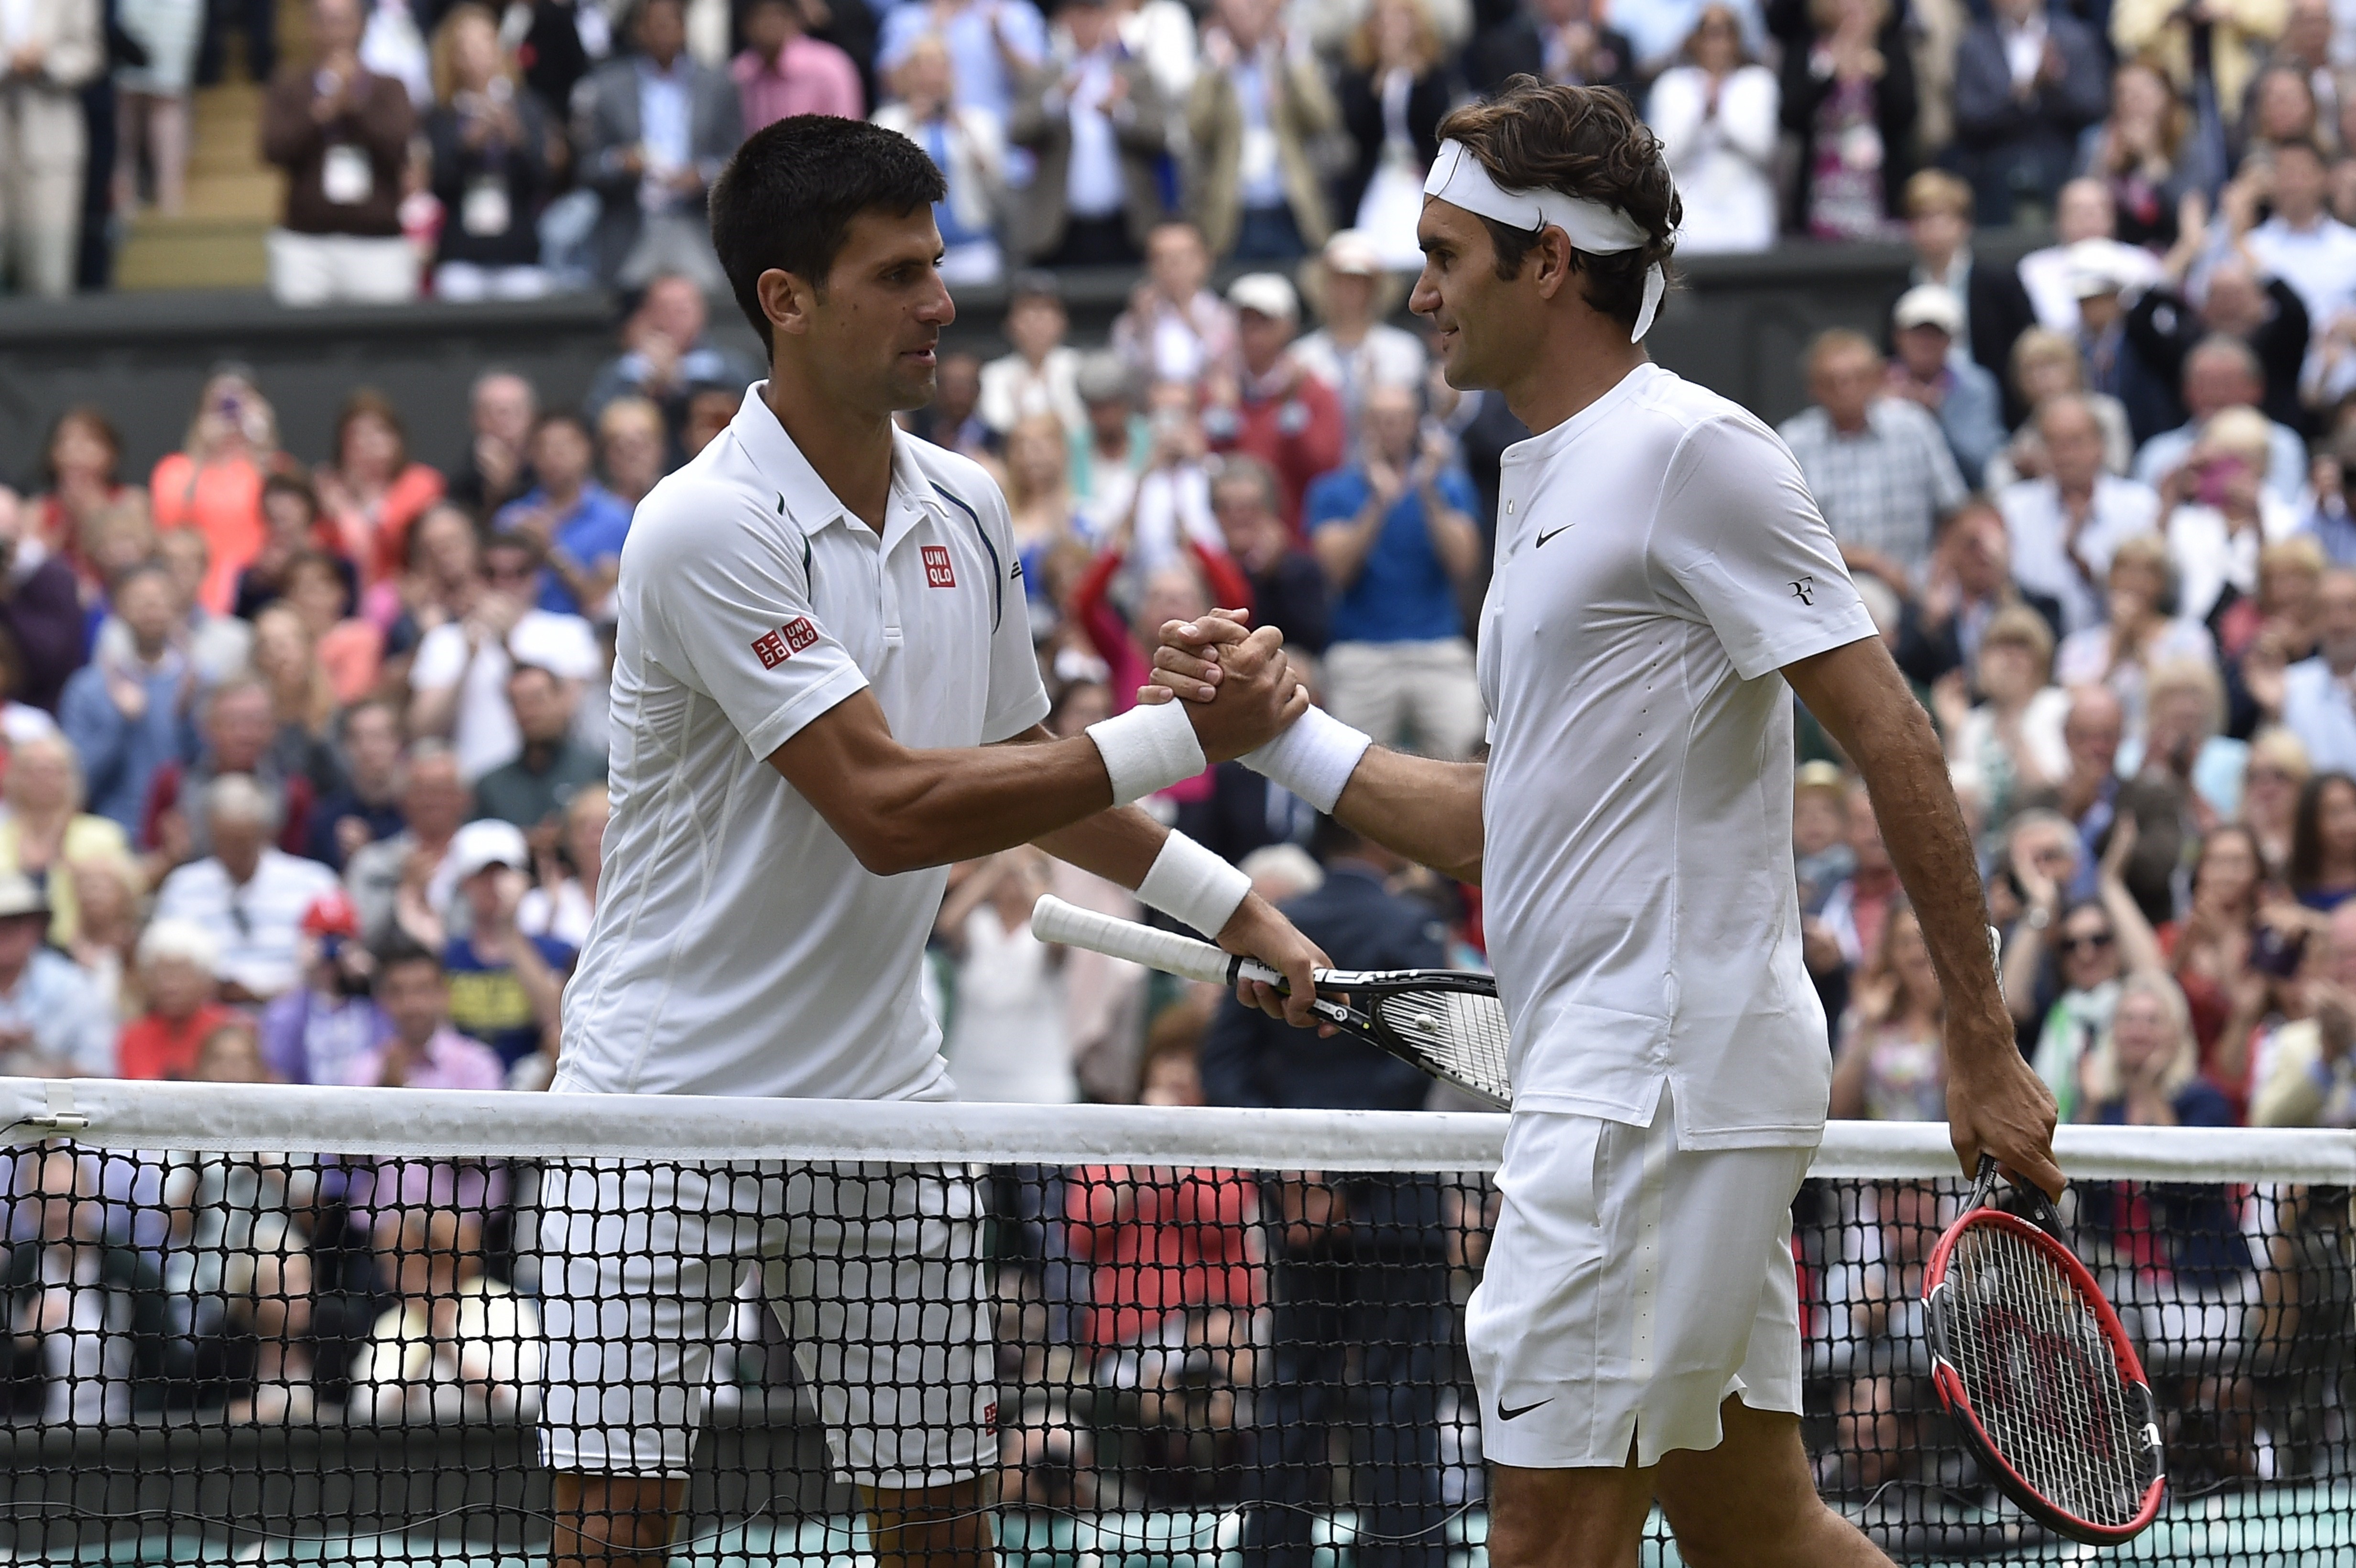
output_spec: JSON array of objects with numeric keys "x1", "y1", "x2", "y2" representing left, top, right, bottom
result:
[
  {"x1": 1033, "y1": 804, "x2": 1168, "y2": 890},
  {"x1": 1334, "y1": 747, "x2": 1485, "y2": 884},
  {"x1": 796, "y1": 733, "x2": 1118, "y2": 875}
]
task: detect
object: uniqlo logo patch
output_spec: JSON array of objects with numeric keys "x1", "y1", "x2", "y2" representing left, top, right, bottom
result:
[
  {"x1": 922, "y1": 544, "x2": 957, "y2": 588},
  {"x1": 752, "y1": 617, "x2": 818, "y2": 669}
]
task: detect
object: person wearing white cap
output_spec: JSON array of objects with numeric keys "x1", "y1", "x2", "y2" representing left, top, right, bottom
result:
[
  {"x1": 1206, "y1": 270, "x2": 1347, "y2": 532},
  {"x1": 437, "y1": 817, "x2": 571, "y2": 1073},
  {"x1": 1884, "y1": 283, "x2": 2008, "y2": 481},
  {"x1": 1293, "y1": 228, "x2": 1427, "y2": 443},
  {"x1": 1151, "y1": 79, "x2": 2061, "y2": 1568}
]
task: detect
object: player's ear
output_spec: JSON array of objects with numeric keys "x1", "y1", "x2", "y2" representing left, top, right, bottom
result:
[
  {"x1": 1528, "y1": 228, "x2": 1576, "y2": 302},
  {"x1": 758, "y1": 267, "x2": 816, "y2": 338}
]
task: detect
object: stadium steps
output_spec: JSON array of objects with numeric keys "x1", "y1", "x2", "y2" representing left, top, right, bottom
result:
[{"x1": 114, "y1": 0, "x2": 307, "y2": 292}]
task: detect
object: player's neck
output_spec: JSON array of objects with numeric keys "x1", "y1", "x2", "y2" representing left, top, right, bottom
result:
[
  {"x1": 1499, "y1": 321, "x2": 1649, "y2": 436},
  {"x1": 762, "y1": 371, "x2": 897, "y2": 531}
]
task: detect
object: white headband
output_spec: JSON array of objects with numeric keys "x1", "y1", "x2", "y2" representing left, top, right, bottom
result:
[{"x1": 1421, "y1": 139, "x2": 1667, "y2": 342}]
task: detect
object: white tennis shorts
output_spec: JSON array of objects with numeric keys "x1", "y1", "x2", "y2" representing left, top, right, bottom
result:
[
  {"x1": 534, "y1": 1160, "x2": 994, "y2": 1488},
  {"x1": 1466, "y1": 1088, "x2": 1817, "y2": 1469}
]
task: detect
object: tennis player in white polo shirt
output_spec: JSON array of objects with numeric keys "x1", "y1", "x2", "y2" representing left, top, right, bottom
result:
[
  {"x1": 536, "y1": 117, "x2": 1324, "y2": 1568},
  {"x1": 1152, "y1": 82, "x2": 2065, "y2": 1567}
]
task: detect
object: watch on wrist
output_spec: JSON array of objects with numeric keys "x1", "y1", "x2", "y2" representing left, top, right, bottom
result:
[{"x1": 2026, "y1": 905, "x2": 2051, "y2": 931}]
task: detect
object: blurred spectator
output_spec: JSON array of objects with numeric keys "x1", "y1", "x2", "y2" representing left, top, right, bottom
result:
[
  {"x1": 1075, "y1": 485, "x2": 1250, "y2": 714},
  {"x1": 1779, "y1": 0, "x2": 1917, "y2": 238},
  {"x1": 1931, "y1": 602, "x2": 2070, "y2": 826},
  {"x1": 680, "y1": 382, "x2": 736, "y2": 458},
  {"x1": 434, "y1": 819, "x2": 568, "y2": 1070},
  {"x1": 287, "y1": 550, "x2": 383, "y2": 706},
  {"x1": 142, "y1": 676, "x2": 316, "y2": 872},
  {"x1": 315, "y1": 389, "x2": 445, "y2": 588},
  {"x1": 0, "y1": 0, "x2": 99, "y2": 297},
  {"x1": 1334, "y1": 0, "x2": 1454, "y2": 271},
  {"x1": 937, "y1": 847, "x2": 1075, "y2": 1103},
  {"x1": 1466, "y1": 0, "x2": 1635, "y2": 99},
  {"x1": 1187, "y1": 0, "x2": 1338, "y2": 261},
  {"x1": 117, "y1": 0, "x2": 202, "y2": 218},
  {"x1": 260, "y1": 0, "x2": 420, "y2": 306},
  {"x1": 473, "y1": 664, "x2": 604, "y2": 834},
  {"x1": 2243, "y1": 60, "x2": 2323, "y2": 159},
  {"x1": 2081, "y1": 60, "x2": 2204, "y2": 251},
  {"x1": 1812, "y1": 1180, "x2": 1939, "y2": 1499},
  {"x1": 1998, "y1": 392, "x2": 2163, "y2": 635},
  {"x1": 2241, "y1": 725, "x2": 2310, "y2": 868},
  {"x1": 2133, "y1": 657, "x2": 2244, "y2": 825},
  {"x1": 152, "y1": 526, "x2": 257, "y2": 684},
  {"x1": 115, "y1": 917, "x2": 233, "y2": 1079},
  {"x1": 406, "y1": 531, "x2": 601, "y2": 781},
  {"x1": 2127, "y1": 324, "x2": 2312, "y2": 495},
  {"x1": 1898, "y1": 498, "x2": 2059, "y2": 686},
  {"x1": 982, "y1": 276, "x2": 1084, "y2": 444},
  {"x1": 2288, "y1": 767, "x2": 2356, "y2": 910},
  {"x1": 570, "y1": 0, "x2": 741, "y2": 290},
  {"x1": 1819, "y1": 778, "x2": 1898, "y2": 972},
  {"x1": 595, "y1": 396, "x2": 666, "y2": 509},
  {"x1": 1206, "y1": 272, "x2": 1344, "y2": 532},
  {"x1": 349, "y1": 942, "x2": 502, "y2": 1086},
  {"x1": 2017, "y1": 853, "x2": 2160, "y2": 1121},
  {"x1": 421, "y1": 2, "x2": 555, "y2": 303},
  {"x1": 26, "y1": 406, "x2": 123, "y2": 575},
  {"x1": 0, "y1": 732, "x2": 135, "y2": 948},
  {"x1": 151, "y1": 773, "x2": 340, "y2": 1002},
  {"x1": 0, "y1": 871, "x2": 112, "y2": 1077},
  {"x1": 350, "y1": 1206, "x2": 541, "y2": 1422},
  {"x1": 2016, "y1": 180, "x2": 2166, "y2": 338},
  {"x1": 252, "y1": 603, "x2": 345, "y2": 802},
  {"x1": 1308, "y1": 381, "x2": 1482, "y2": 758},
  {"x1": 233, "y1": 474, "x2": 341, "y2": 621},
  {"x1": 345, "y1": 742, "x2": 470, "y2": 950},
  {"x1": 2164, "y1": 821, "x2": 2270, "y2": 1048},
  {"x1": 57, "y1": 565, "x2": 189, "y2": 834},
  {"x1": 731, "y1": 0, "x2": 860, "y2": 132},
  {"x1": 2156, "y1": 404, "x2": 2302, "y2": 624},
  {"x1": 1831, "y1": 904, "x2": 1944, "y2": 1120},
  {"x1": 1898, "y1": 172, "x2": 2037, "y2": 396},
  {"x1": 1113, "y1": 219, "x2": 1235, "y2": 383},
  {"x1": 1647, "y1": 5, "x2": 1779, "y2": 255},
  {"x1": 908, "y1": 350, "x2": 993, "y2": 458},
  {"x1": 1211, "y1": 454, "x2": 1329, "y2": 652},
  {"x1": 1989, "y1": 325, "x2": 2135, "y2": 486},
  {"x1": 873, "y1": 34, "x2": 1011, "y2": 286},
  {"x1": 0, "y1": 487, "x2": 95, "y2": 714},
  {"x1": 442, "y1": 370, "x2": 537, "y2": 517},
  {"x1": 1003, "y1": 414, "x2": 1094, "y2": 623},
  {"x1": 518, "y1": 781, "x2": 605, "y2": 947},
  {"x1": 1009, "y1": 0, "x2": 1170, "y2": 269},
  {"x1": 1950, "y1": 0, "x2": 2107, "y2": 226},
  {"x1": 583, "y1": 273, "x2": 759, "y2": 444},
  {"x1": 2019, "y1": 683, "x2": 2189, "y2": 925},
  {"x1": 1793, "y1": 760, "x2": 1853, "y2": 911},
  {"x1": 1071, "y1": 350, "x2": 1146, "y2": 519},
  {"x1": 1293, "y1": 229, "x2": 1424, "y2": 445},
  {"x1": 1101, "y1": 378, "x2": 1219, "y2": 572},
  {"x1": 495, "y1": 412, "x2": 630, "y2": 620},
  {"x1": 2281, "y1": 566, "x2": 2356, "y2": 769},
  {"x1": 309, "y1": 699, "x2": 405, "y2": 870},
  {"x1": 1886, "y1": 285, "x2": 2007, "y2": 481},
  {"x1": 1778, "y1": 328, "x2": 1968, "y2": 582},
  {"x1": 2251, "y1": 899, "x2": 2356, "y2": 1123},
  {"x1": 2112, "y1": 0, "x2": 2284, "y2": 134},
  {"x1": 2244, "y1": 138, "x2": 2356, "y2": 332},
  {"x1": 5, "y1": 1147, "x2": 168, "y2": 1424},
  {"x1": 259, "y1": 888, "x2": 390, "y2": 1085},
  {"x1": 2054, "y1": 535, "x2": 2217, "y2": 749},
  {"x1": 876, "y1": 0, "x2": 1047, "y2": 128},
  {"x1": 149, "y1": 367, "x2": 273, "y2": 617}
]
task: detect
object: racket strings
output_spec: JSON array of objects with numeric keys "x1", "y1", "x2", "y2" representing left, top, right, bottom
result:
[
  {"x1": 1370, "y1": 989, "x2": 1513, "y2": 1104},
  {"x1": 1944, "y1": 1221, "x2": 2151, "y2": 1528}
]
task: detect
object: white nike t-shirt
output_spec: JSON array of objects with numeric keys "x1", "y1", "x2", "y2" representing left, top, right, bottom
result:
[
  {"x1": 1479, "y1": 363, "x2": 1877, "y2": 1148},
  {"x1": 553, "y1": 386, "x2": 1049, "y2": 1102}
]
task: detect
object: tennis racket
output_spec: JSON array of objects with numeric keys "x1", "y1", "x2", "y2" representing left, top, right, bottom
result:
[
  {"x1": 1922, "y1": 1155, "x2": 2166, "y2": 1545},
  {"x1": 1030, "y1": 895, "x2": 1510, "y2": 1107}
]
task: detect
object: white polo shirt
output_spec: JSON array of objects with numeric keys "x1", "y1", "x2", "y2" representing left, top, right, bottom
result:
[
  {"x1": 554, "y1": 386, "x2": 1048, "y2": 1102},
  {"x1": 1479, "y1": 363, "x2": 1876, "y2": 1149}
]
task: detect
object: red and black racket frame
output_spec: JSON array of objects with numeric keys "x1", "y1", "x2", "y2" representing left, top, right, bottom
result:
[{"x1": 1922, "y1": 1158, "x2": 2169, "y2": 1546}]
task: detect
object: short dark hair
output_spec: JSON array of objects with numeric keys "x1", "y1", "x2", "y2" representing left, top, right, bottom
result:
[
  {"x1": 374, "y1": 939, "x2": 444, "y2": 984},
  {"x1": 532, "y1": 408, "x2": 593, "y2": 443},
  {"x1": 1434, "y1": 79, "x2": 1680, "y2": 332},
  {"x1": 262, "y1": 471, "x2": 319, "y2": 518},
  {"x1": 709, "y1": 117, "x2": 947, "y2": 352}
]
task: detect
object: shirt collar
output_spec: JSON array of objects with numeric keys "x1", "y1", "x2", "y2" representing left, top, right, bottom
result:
[{"x1": 727, "y1": 381, "x2": 934, "y2": 546}]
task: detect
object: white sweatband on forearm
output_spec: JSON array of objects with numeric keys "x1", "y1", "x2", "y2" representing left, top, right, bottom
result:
[
  {"x1": 1241, "y1": 705, "x2": 1372, "y2": 814},
  {"x1": 1086, "y1": 698, "x2": 1208, "y2": 806},
  {"x1": 1134, "y1": 830, "x2": 1252, "y2": 938}
]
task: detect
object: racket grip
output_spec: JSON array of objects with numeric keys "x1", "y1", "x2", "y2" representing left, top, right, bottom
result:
[{"x1": 1031, "y1": 895, "x2": 1239, "y2": 986}]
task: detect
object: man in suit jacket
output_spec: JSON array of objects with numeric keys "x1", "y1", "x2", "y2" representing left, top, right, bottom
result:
[
  {"x1": 570, "y1": 0, "x2": 742, "y2": 289},
  {"x1": 1185, "y1": 0, "x2": 1339, "y2": 261},
  {"x1": 1951, "y1": 0, "x2": 2109, "y2": 228},
  {"x1": 1465, "y1": 0, "x2": 1636, "y2": 100},
  {"x1": 1008, "y1": 0, "x2": 1171, "y2": 267}
]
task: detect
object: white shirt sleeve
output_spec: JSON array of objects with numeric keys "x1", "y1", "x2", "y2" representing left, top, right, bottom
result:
[
  {"x1": 640, "y1": 504, "x2": 872, "y2": 761},
  {"x1": 1650, "y1": 415, "x2": 1880, "y2": 682},
  {"x1": 409, "y1": 623, "x2": 467, "y2": 694}
]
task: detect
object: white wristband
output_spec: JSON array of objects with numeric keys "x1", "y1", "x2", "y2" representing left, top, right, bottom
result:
[
  {"x1": 1134, "y1": 830, "x2": 1252, "y2": 938},
  {"x1": 1086, "y1": 698, "x2": 1207, "y2": 806},
  {"x1": 1241, "y1": 705, "x2": 1372, "y2": 814}
]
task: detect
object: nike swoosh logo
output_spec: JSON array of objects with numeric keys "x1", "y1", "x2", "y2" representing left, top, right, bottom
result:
[
  {"x1": 1498, "y1": 1398, "x2": 1553, "y2": 1421},
  {"x1": 1534, "y1": 526, "x2": 1572, "y2": 547}
]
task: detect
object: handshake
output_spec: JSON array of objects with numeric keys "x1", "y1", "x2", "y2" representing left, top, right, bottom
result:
[{"x1": 1134, "y1": 608, "x2": 1306, "y2": 762}]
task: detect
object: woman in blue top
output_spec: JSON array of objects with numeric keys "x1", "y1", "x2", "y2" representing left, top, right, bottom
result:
[{"x1": 2288, "y1": 770, "x2": 2356, "y2": 913}]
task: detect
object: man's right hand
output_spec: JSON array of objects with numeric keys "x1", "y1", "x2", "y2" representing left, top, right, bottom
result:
[
  {"x1": 1946, "y1": 998, "x2": 2065, "y2": 1198},
  {"x1": 1177, "y1": 622, "x2": 1306, "y2": 762},
  {"x1": 1144, "y1": 608, "x2": 1254, "y2": 704}
]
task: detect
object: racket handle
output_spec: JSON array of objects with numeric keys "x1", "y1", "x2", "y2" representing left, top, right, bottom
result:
[{"x1": 1031, "y1": 896, "x2": 1239, "y2": 986}]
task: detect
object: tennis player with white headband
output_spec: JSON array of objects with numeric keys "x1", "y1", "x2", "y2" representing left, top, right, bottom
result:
[{"x1": 1150, "y1": 78, "x2": 2062, "y2": 1568}]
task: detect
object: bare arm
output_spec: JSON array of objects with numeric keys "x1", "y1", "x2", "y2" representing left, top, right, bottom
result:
[{"x1": 1784, "y1": 635, "x2": 2063, "y2": 1195}]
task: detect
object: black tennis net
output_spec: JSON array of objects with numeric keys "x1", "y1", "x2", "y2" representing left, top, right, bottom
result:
[{"x1": 0, "y1": 1080, "x2": 2349, "y2": 1565}]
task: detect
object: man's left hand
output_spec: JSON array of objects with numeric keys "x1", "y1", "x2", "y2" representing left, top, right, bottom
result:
[{"x1": 1215, "y1": 891, "x2": 1330, "y2": 1029}]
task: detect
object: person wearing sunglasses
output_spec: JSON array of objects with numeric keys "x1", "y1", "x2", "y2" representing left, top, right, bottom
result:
[{"x1": 2016, "y1": 812, "x2": 2167, "y2": 1122}]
